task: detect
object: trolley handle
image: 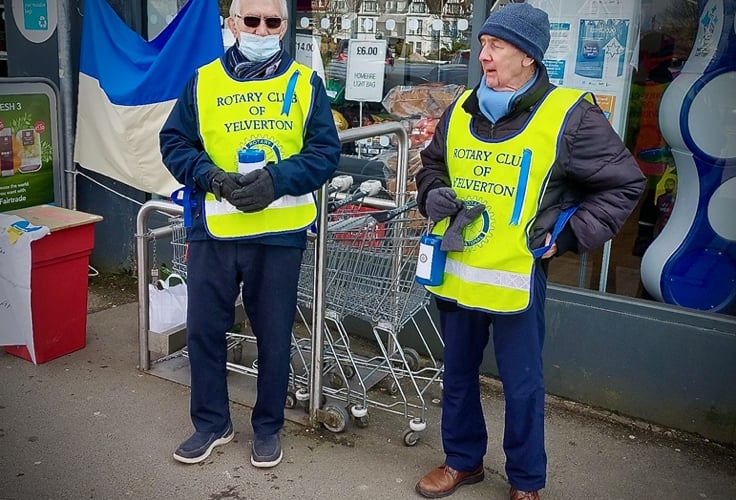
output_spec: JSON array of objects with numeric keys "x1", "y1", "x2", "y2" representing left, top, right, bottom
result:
[
  {"x1": 328, "y1": 179, "x2": 383, "y2": 213},
  {"x1": 328, "y1": 175, "x2": 354, "y2": 195},
  {"x1": 367, "y1": 199, "x2": 418, "y2": 225}
]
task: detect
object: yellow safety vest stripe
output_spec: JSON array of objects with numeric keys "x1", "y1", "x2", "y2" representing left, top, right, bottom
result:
[
  {"x1": 427, "y1": 87, "x2": 592, "y2": 313},
  {"x1": 195, "y1": 59, "x2": 317, "y2": 239}
]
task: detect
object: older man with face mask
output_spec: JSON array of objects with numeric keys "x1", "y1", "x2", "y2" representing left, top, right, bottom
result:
[
  {"x1": 160, "y1": 0, "x2": 340, "y2": 468},
  {"x1": 414, "y1": 3, "x2": 645, "y2": 499}
]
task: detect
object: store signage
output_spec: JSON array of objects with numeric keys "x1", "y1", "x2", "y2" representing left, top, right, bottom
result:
[
  {"x1": 11, "y1": 0, "x2": 58, "y2": 43},
  {"x1": 295, "y1": 32, "x2": 325, "y2": 81},
  {"x1": 0, "y1": 79, "x2": 60, "y2": 211},
  {"x1": 345, "y1": 39, "x2": 387, "y2": 102},
  {"x1": 528, "y1": 0, "x2": 637, "y2": 137}
]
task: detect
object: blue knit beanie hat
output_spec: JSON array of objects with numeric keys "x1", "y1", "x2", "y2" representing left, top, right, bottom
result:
[{"x1": 478, "y1": 3, "x2": 551, "y2": 63}]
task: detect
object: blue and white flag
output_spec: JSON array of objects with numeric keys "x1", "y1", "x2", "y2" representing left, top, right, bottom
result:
[{"x1": 74, "y1": 0, "x2": 224, "y2": 195}]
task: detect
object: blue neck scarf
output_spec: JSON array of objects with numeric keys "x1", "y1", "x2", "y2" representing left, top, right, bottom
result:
[
  {"x1": 477, "y1": 69, "x2": 538, "y2": 124},
  {"x1": 226, "y1": 44, "x2": 283, "y2": 80}
]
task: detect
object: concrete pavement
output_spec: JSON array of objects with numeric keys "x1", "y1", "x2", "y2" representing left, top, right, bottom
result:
[{"x1": 1, "y1": 302, "x2": 735, "y2": 500}]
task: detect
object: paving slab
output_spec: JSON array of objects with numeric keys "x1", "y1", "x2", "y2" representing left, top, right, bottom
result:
[{"x1": 0, "y1": 302, "x2": 734, "y2": 500}]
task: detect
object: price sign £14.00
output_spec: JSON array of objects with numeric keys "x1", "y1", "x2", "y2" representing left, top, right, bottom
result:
[
  {"x1": 345, "y1": 39, "x2": 387, "y2": 102},
  {"x1": 294, "y1": 33, "x2": 326, "y2": 81}
]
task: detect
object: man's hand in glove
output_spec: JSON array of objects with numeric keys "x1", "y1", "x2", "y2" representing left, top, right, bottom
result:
[
  {"x1": 229, "y1": 169, "x2": 276, "y2": 213},
  {"x1": 440, "y1": 203, "x2": 486, "y2": 252},
  {"x1": 425, "y1": 187, "x2": 464, "y2": 222},
  {"x1": 207, "y1": 168, "x2": 245, "y2": 202}
]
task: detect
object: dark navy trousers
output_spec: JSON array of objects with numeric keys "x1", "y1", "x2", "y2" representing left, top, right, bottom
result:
[
  {"x1": 185, "y1": 239, "x2": 302, "y2": 437},
  {"x1": 439, "y1": 268, "x2": 547, "y2": 492}
]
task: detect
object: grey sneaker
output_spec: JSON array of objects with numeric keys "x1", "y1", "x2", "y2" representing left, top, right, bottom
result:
[
  {"x1": 173, "y1": 422, "x2": 234, "y2": 464},
  {"x1": 251, "y1": 433, "x2": 282, "y2": 468}
]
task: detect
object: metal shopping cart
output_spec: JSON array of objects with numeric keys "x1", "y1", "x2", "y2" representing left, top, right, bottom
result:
[{"x1": 295, "y1": 199, "x2": 444, "y2": 444}]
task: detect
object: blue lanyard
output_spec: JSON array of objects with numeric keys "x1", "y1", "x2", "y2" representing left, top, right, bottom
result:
[
  {"x1": 171, "y1": 186, "x2": 196, "y2": 228},
  {"x1": 531, "y1": 205, "x2": 578, "y2": 259}
]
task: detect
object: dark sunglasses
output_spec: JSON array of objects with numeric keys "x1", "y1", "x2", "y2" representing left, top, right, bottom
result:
[{"x1": 236, "y1": 15, "x2": 283, "y2": 29}]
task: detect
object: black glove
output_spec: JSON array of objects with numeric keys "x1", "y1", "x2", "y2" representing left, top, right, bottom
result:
[
  {"x1": 440, "y1": 203, "x2": 486, "y2": 252},
  {"x1": 207, "y1": 168, "x2": 245, "y2": 202},
  {"x1": 229, "y1": 169, "x2": 276, "y2": 213},
  {"x1": 425, "y1": 187, "x2": 464, "y2": 222}
]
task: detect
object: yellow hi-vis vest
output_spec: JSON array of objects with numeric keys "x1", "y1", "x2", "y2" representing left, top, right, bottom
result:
[
  {"x1": 427, "y1": 87, "x2": 592, "y2": 313},
  {"x1": 196, "y1": 58, "x2": 317, "y2": 239}
]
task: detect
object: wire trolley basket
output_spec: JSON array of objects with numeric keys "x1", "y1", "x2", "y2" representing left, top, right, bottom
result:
[{"x1": 295, "y1": 201, "x2": 444, "y2": 443}]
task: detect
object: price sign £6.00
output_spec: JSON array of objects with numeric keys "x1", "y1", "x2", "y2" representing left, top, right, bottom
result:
[{"x1": 345, "y1": 39, "x2": 387, "y2": 102}]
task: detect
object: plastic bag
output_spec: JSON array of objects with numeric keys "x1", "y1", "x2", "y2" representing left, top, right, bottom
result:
[{"x1": 148, "y1": 274, "x2": 187, "y2": 333}]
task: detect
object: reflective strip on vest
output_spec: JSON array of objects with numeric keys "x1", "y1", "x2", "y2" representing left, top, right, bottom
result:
[
  {"x1": 426, "y1": 87, "x2": 592, "y2": 313},
  {"x1": 195, "y1": 59, "x2": 318, "y2": 239}
]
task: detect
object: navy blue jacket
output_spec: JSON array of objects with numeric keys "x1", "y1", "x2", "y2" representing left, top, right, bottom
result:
[{"x1": 160, "y1": 48, "x2": 341, "y2": 248}]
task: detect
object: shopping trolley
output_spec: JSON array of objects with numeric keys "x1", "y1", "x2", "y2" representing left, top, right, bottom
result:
[{"x1": 295, "y1": 198, "x2": 444, "y2": 444}]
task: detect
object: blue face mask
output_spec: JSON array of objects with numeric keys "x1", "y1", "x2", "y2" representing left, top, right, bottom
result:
[{"x1": 238, "y1": 32, "x2": 281, "y2": 62}]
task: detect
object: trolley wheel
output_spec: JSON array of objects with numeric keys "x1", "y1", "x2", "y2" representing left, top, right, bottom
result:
[
  {"x1": 349, "y1": 405, "x2": 369, "y2": 428},
  {"x1": 349, "y1": 404, "x2": 368, "y2": 418},
  {"x1": 402, "y1": 428, "x2": 420, "y2": 446},
  {"x1": 327, "y1": 371, "x2": 345, "y2": 389},
  {"x1": 285, "y1": 391, "x2": 297, "y2": 410},
  {"x1": 404, "y1": 348, "x2": 421, "y2": 372},
  {"x1": 354, "y1": 414, "x2": 370, "y2": 428},
  {"x1": 385, "y1": 379, "x2": 399, "y2": 396},
  {"x1": 295, "y1": 388, "x2": 310, "y2": 401},
  {"x1": 409, "y1": 417, "x2": 426, "y2": 432},
  {"x1": 342, "y1": 364, "x2": 356, "y2": 380},
  {"x1": 321, "y1": 403, "x2": 349, "y2": 433}
]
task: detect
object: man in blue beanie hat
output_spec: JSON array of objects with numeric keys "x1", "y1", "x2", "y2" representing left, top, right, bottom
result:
[{"x1": 414, "y1": 2, "x2": 645, "y2": 499}]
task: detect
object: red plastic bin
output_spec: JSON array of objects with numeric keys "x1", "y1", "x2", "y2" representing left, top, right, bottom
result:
[{"x1": 4, "y1": 205, "x2": 102, "y2": 364}]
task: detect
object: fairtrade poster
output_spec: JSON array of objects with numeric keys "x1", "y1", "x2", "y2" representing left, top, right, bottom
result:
[
  {"x1": 0, "y1": 91, "x2": 55, "y2": 211},
  {"x1": 527, "y1": 0, "x2": 640, "y2": 137},
  {"x1": 575, "y1": 18, "x2": 630, "y2": 80},
  {"x1": 592, "y1": 93, "x2": 617, "y2": 122}
]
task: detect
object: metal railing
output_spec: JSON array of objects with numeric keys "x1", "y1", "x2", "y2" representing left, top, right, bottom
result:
[{"x1": 136, "y1": 200, "x2": 182, "y2": 371}]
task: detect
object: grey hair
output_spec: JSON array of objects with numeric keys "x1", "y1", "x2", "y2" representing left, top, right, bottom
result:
[{"x1": 229, "y1": 0, "x2": 288, "y2": 20}]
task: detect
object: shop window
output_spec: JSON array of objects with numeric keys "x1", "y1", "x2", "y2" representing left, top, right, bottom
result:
[
  {"x1": 297, "y1": 0, "x2": 732, "y2": 314},
  {"x1": 146, "y1": 0, "x2": 189, "y2": 40},
  {"x1": 295, "y1": 0, "x2": 473, "y2": 228},
  {"x1": 546, "y1": 0, "x2": 701, "y2": 306}
]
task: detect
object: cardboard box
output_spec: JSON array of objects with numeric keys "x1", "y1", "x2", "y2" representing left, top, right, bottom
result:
[{"x1": 4, "y1": 205, "x2": 102, "y2": 364}]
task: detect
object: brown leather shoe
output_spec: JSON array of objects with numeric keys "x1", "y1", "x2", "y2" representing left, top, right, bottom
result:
[
  {"x1": 415, "y1": 464, "x2": 484, "y2": 498},
  {"x1": 510, "y1": 487, "x2": 540, "y2": 500}
]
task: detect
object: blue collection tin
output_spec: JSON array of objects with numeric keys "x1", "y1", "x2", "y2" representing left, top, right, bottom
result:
[{"x1": 415, "y1": 234, "x2": 447, "y2": 286}]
